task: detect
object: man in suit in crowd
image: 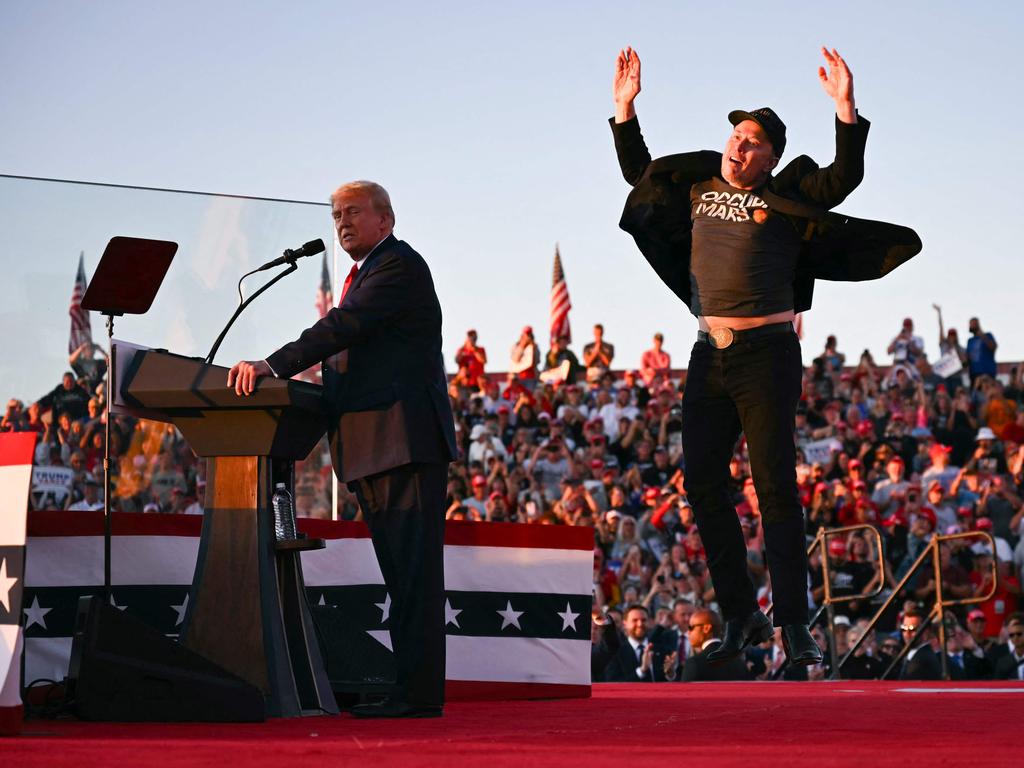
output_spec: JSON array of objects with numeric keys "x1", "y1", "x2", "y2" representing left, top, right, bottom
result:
[
  {"x1": 680, "y1": 608, "x2": 751, "y2": 682},
  {"x1": 898, "y1": 609, "x2": 942, "y2": 681},
  {"x1": 603, "y1": 604, "x2": 677, "y2": 682},
  {"x1": 993, "y1": 616, "x2": 1024, "y2": 681},
  {"x1": 228, "y1": 180, "x2": 456, "y2": 718}
]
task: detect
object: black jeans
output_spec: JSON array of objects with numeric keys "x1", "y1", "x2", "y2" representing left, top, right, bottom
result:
[{"x1": 681, "y1": 330, "x2": 808, "y2": 626}]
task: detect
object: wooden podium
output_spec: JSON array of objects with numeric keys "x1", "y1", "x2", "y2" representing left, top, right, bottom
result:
[{"x1": 119, "y1": 348, "x2": 338, "y2": 717}]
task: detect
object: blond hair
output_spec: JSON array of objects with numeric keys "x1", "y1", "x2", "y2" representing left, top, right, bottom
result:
[{"x1": 330, "y1": 180, "x2": 395, "y2": 224}]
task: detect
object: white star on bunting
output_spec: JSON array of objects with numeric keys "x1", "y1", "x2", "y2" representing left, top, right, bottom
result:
[
  {"x1": 171, "y1": 593, "x2": 189, "y2": 626},
  {"x1": 0, "y1": 558, "x2": 18, "y2": 613},
  {"x1": 497, "y1": 600, "x2": 524, "y2": 630},
  {"x1": 556, "y1": 601, "x2": 580, "y2": 632},
  {"x1": 376, "y1": 592, "x2": 391, "y2": 624},
  {"x1": 23, "y1": 595, "x2": 52, "y2": 630},
  {"x1": 445, "y1": 599, "x2": 462, "y2": 628}
]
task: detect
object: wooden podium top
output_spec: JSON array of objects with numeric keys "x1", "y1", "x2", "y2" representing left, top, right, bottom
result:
[{"x1": 120, "y1": 349, "x2": 326, "y2": 459}]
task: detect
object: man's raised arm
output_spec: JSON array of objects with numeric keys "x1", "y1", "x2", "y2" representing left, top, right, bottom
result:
[
  {"x1": 793, "y1": 47, "x2": 867, "y2": 208},
  {"x1": 610, "y1": 47, "x2": 651, "y2": 186}
]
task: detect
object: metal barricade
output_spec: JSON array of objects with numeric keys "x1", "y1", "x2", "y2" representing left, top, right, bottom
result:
[{"x1": 838, "y1": 530, "x2": 998, "y2": 681}]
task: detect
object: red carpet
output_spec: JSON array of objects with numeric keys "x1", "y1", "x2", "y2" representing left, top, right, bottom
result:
[{"x1": 6, "y1": 682, "x2": 1023, "y2": 767}]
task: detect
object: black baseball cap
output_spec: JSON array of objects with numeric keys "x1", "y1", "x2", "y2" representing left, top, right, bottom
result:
[{"x1": 728, "y1": 107, "x2": 787, "y2": 158}]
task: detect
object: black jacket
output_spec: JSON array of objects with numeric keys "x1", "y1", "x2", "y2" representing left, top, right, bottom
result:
[
  {"x1": 603, "y1": 631, "x2": 676, "y2": 683},
  {"x1": 993, "y1": 651, "x2": 1024, "y2": 681},
  {"x1": 680, "y1": 640, "x2": 752, "y2": 682},
  {"x1": 899, "y1": 644, "x2": 943, "y2": 681},
  {"x1": 610, "y1": 115, "x2": 922, "y2": 313},
  {"x1": 266, "y1": 235, "x2": 457, "y2": 482}
]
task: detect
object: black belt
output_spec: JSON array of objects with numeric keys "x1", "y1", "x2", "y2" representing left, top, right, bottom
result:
[{"x1": 697, "y1": 321, "x2": 794, "y2": 349}]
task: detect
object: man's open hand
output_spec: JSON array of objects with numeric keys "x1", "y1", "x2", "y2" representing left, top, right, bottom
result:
[
  {"x1": 818, "y1": 47, "x2": 856, "y2": 123},
  {"x1": 227, "y1": 360, "x2": 272, "y2": 396},
  {"x1": 613, "y1": 47, "x2": 641, "y2": 123}
]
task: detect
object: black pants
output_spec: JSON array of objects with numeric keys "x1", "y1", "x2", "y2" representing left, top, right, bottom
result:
[
  {"x1": 681, "y1": 331, "x2": 808, "y2": 626},
  {"x1": 350, "y1": 461, "x2": 448, "y2": 706}
]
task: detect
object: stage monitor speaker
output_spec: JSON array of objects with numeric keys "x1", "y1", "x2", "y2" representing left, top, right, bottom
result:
[{"x1": 66, "y1": 595, "x2": 265, "y2": 722}]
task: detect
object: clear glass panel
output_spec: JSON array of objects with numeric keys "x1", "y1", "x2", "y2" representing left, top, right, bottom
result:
[{"x1": 1, "y1": 175, "x2": 337, "y2": 518}]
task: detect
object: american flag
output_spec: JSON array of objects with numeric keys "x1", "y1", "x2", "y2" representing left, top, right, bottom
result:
[
  {"x1": 550, "y1": 246, "x2": 572, "y2": 344},
  {"x1": 68, "y1": 252, "x2": 93, "y2": 355},
  {"x1": 314, "y1": 251, "x2": 333, "y2": 319}
]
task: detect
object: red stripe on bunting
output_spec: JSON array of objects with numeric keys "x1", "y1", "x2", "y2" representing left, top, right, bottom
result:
[
  {"x1": 443, "y1": 520, "x2": 594, "y2": 550},
  {"x1": 26, "y1": 511, "x2": 202, "y2": 537},
  {"x1": 26, "y1": 512, "x2": 594, "y2": 550},
  {"x1": 0, "y1": 433, "x2": 37, "y2": 467}
]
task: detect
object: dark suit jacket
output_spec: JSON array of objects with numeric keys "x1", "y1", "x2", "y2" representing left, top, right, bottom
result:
[
  {"x1": 900, "y1": 645, "x2": 942, "y2": 681},
  {"x1": 609, "y1": 115, "x2": 922, "y2": 313},
  {"x1": 590, "y1": 621, "x2": 621, "y2": 682},
  {"x1": 993, "y1": 652, "x2": 1024, "y2": 681},
  {"x1": 603, "y1": 633, "x2": 675, "y2": 682},
  {"x1": 946, "y1": 650, "x2": 992, "y2": 680},
  {"x1": 266, "y1": 235, "x2": 457, "y2": 482},
  {"x1": 680, "y1": 640, "x2": 752, "y2": 682}
]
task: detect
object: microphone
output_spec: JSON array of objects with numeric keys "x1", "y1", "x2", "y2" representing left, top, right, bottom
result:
[{"x1": 255, "y1": 239, "x2": 325, "y2": 272}]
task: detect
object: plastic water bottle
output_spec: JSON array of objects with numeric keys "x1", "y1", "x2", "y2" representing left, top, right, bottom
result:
[{"x1": 272, "y1": 482, "x2": 296, "y2": 540}]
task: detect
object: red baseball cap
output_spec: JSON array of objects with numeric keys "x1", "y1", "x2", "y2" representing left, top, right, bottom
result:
[
  {"x1": 471, "y1": 475, "x2": 487, "y2": 487},
  {"x1": 644, "y1": 487, "x2": 661, "y2": 501},
  {"x1": 828, "y1": 538, "x2": 847, "y2": 556},
  {"x1": 975, "y1": 517, "x2": 994, "y2": 531},
  {"x1": 590, "y1": 459, "x2": 605, "y2": 470},
  {"x1": 849, "y1": 459, "x2": 862, "y2": 469},
  {"x1": 917, "y1": 508, "x2": 937, "y2": 528},
  {"x1": 967, "y1": 609, "x2": 986, "y2": 622}
]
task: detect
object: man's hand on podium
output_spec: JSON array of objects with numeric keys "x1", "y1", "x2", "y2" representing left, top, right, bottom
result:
[{"x1": 227, "y1": 360, "x2": 273, "y2": 396}]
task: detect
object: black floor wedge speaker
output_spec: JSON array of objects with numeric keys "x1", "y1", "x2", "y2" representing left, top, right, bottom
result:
[{"x1": 66, "y1": 595, "x2": 265, "y2": 722}]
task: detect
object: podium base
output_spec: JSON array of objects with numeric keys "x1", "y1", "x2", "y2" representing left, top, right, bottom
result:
[{"x1": 67, "y1": 596, "x2": 265, "y2": 722}]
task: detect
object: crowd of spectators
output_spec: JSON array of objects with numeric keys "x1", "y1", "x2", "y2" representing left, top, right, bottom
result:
[{"x1": 5, "y1": 310, "x2": 1024, "y2": 681}]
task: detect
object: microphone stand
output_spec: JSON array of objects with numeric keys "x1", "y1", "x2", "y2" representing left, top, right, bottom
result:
[{"x1": 206, "y1": 263, "x2": 297, "y2": 365}]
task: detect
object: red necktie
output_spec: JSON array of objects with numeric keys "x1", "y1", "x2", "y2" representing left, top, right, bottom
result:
[{"x1": 338, "y1": 263, "x2": 359, "y2": 305}]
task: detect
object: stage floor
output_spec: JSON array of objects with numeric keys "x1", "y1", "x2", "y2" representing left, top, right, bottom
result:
[{"x1": 7, "y1": 682, "x2": 1024, "y2": 767}]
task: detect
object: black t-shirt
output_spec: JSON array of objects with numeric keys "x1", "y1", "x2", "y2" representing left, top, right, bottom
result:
[{"x1": 689, "y1": 178, "x2": 801, "y2": 317}]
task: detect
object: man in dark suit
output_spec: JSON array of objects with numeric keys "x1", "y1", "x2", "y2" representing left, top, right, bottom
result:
[
  {"x1": 610, "y1": 46, "x2": 920, "y2": 668},
  {"x1": 993, "y1": 617, "x2": 1024, "y2": 681},
  {"x1": 680, "y1": 609, "x2": 751, "y2": 682},
  {"x1": 898, "y1": 610, "x2": 942, "y2": 681},
  {"x1": 603, "y1": 604, "x2": 677, "y2": 682},
  {"x1": 229, "y1": 180, "x2": 456, "y2": 718}
]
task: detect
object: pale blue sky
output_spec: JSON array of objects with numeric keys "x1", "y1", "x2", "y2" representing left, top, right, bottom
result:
[{"x1": 2, "y1": 1, "x2": 1022, "y2": 399}]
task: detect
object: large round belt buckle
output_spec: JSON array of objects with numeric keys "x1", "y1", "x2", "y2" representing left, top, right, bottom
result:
[{"x1": 709, "y1": 327, "x2": 734, "y2": 349}]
